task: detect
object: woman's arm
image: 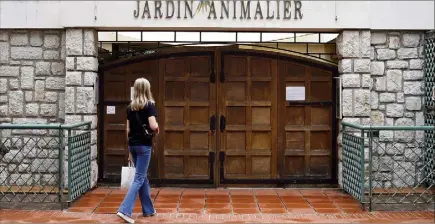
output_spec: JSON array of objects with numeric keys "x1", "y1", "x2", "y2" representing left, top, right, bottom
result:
[{"x1": 148, "y1": 116, "x2": 159, "y2": 134}]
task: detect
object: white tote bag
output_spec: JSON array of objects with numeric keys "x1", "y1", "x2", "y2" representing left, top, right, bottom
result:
[{"x1": 121, "y1": 161, "x2": 135, "y2": 189}]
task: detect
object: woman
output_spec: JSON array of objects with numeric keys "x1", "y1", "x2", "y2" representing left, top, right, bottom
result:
[{"x1": 117, "y1": 78, "x2": 159, "y2": 224}]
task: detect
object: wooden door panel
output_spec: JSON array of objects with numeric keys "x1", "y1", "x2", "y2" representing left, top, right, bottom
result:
[
  {"x1": 161, "y1": 55, "x2": 215, "y2": 180},
  {"x1": 278, "y1": 60, "x2": 333, "y2": 179},
  {"x1": 220, "y1": 55, "x2": 277, "y2": 179}
]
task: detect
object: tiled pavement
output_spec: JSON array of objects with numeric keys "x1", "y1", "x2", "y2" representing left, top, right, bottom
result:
[{"x1": 1, "y1": 187, "x2": 434, "y2": 223}]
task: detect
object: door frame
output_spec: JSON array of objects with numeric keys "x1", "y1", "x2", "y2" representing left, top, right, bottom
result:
[{"x1": 97, "y1": 47, "x2": 339, "y2": 186}]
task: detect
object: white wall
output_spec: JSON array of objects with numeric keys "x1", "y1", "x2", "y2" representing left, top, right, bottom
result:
[{"x1": 0, "y1": 1, "x2": 434, "y2": 30}]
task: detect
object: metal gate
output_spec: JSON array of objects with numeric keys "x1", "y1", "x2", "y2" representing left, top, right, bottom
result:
[{"x1": 424, "y1": 31, "x2": 435, "y2": 186}]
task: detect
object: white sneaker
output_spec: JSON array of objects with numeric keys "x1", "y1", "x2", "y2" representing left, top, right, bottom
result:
[{"x1": 117, "y1": 212, "x2": 135, "y2": 224}]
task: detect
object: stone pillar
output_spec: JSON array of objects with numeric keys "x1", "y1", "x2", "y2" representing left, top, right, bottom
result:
[
  {"x1": 65, "y1": 29, "x2": 98, "y2": 188},
  {"x1": 336, "y1": 30, "x2": 371, "y2": 187}
]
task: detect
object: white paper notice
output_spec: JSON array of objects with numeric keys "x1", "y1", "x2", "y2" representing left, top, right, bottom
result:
[
  {"x1": 286, "y1": 86, "x2": 305, "y2": 101},
  {"x1": 107, "y1": 106, "x2": 116, "y2": 114},
  {"x1": 131, "y1": 87, "x2": 134, "y2": 100}
]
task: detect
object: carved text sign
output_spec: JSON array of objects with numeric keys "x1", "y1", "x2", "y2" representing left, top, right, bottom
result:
[{"x1": 134, "y1": 0, "x2": 303, "y2": 20}]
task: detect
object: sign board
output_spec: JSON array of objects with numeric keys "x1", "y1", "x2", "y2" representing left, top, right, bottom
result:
[
  {"x1": 107, "y1": 106, "x2": 116, "y2": 115},
  {"x1": 286, "y1": 86, "x2": 305, "y2": 101}
]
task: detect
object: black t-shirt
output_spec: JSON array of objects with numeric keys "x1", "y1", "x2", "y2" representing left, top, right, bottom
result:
[{"x1": 127, "y1": 103, "x2": 157, "y2": 146}]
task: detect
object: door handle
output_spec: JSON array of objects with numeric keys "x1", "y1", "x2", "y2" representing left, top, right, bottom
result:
[
  {"x1": 210, "y1": 115, "x2": 216, "y2": 133},
  {"x1": 220, "y1": 115, "x2": 226, "y2": 132}
]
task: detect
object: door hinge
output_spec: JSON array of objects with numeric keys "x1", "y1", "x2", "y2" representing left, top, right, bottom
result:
[
  {"x1": 210, "y1": 71, "x2": 216, "y2": 83},
  {"x1": 210, "y1": 115, "x2": 216, "y2": 133},
  {"x1": 220, "y1": 115, "x2": 226, "y2": 132},
  {"x1": 219, "y1": 71, "x2": 225, "y2": 83}
]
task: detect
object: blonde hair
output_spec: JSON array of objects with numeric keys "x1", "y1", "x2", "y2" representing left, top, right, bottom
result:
[{"x1": 130, "y1": 78, "x2": 155, "y2": 111}]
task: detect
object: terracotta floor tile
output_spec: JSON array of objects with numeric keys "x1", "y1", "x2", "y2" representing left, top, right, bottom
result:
[
  {"x1": 154, "y1": 198, "x2": 180, "y2": 203},
  {"x1": 179, "y1": 198, "x2": 204, "y2": 203},
  {"x1": 103, "y1": 197, "x2": 124, "y2": 202},
  {"x1": 68, "y1": 207, "x2": 96, "y2": 213},
  {"x1": 285, "y1": 203, "x2": 312, "y2": 208},
  {"x1": 205, "y1": 203, "x2": 231, "y2": 209},
  {"x1": 256, "y1": 198, "x2": 282, "y2": 203},
  {"x1": 233, "y1": 208, "x2": 260, "y2": 214},
  {"x1": 253, "y1": 190, "x2": 277, "y2": 195},
  {"x1": 258, "y1": 203, "x2": 285, "y2": 209},
  {"x1": 94, "y1": 207, "x2": 118, "y2": 214},
  {"x1": 231, "y1": 198, "x2": 256, "y2": 204},
  {"x1": 206, "y1": 198, "x2": 230, "y2": 203},
  {"x1": 229, "y1": 190, "x2": 253, "y2": 196},
  {"x1": 315, "y1": 208, "x2": 343, "y2": 214},
  {"x1": 205, "y1": 208, "x2": 232, "y2": 214},
  {"x1": 231, "y1": 203, "x2": 258, "y2": 209},
  {"x1": 154, "y1": 203, "x2": 178, "y2": 208},
  {"x1": 280, "y1": 196, "x2": 307, "y2": 203},
  {"x1": 155, "y1": 208, "x2": 177, "y2": 213},
  {"x1": 310, "y1": 203, "x2": 338, "y2": 208},
  {"x1": 276, "y1": 189, "x2": 302, "y2": 196},
  {"x1": 259, "y1": 208, "x2": 287, "y2": 214},
  {"x1": 178, "y1": 203, "x2": 204, "y2": 209},
  {"x1": 177, "y1": 208, "x2": 204, "y2": 214},
  {"x1": 287, "y1": 208, "x2": 317, "y2": 213},
  {"x1": 342, "y1": 208, "x2": 366, "y2": 213},
  {"x1": 206, "y1": 189, "x2": 229, "y2": 196}
]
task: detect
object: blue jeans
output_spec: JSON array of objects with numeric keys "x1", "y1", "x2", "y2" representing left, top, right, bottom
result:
[{"x1": 118, "y1": 145, "x2": 155, "y2": 217}]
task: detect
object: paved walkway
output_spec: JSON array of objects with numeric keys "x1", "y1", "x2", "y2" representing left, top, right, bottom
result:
[{"x1": 1, "y1": 187, "x2": 434, "y2": 223}]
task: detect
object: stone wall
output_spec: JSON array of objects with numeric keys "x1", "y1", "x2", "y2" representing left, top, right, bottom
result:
[
  {"x1": 0, "y1": 29, "x2": 99, "y2": 189},
  {"x1": 337, "y1": 30, "x2": 427, "y2": 189}
]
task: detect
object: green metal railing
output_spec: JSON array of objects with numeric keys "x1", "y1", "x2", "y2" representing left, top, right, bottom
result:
[
  {"x1": 0, "y1": 122, "x2": 91, "y2": 210},
  {"x1": 341, "y1": 122, "x2": 435, "y2": 211}
]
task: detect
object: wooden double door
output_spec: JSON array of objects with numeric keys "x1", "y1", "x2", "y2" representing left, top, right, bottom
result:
[{"x1": 101, "y1": 49, "x2": 336, "y2": 186}]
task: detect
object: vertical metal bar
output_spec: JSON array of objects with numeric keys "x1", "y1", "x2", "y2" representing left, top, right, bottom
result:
[
  {"x1": 360, "y1": 129, "x2": 365, "y2": 211},
  {"x1": 58, "y1": 126, "x2": 64, "y2": 210},
  {"x1": 368, "y1": 129, "x2": 373, "y2": 212},
  {"x1": 67, "y1": 129, "x2": 72, "y2": 202}
]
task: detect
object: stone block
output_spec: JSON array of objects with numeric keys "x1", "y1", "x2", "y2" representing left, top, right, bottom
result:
[
  {"x1": 415, "y1": 112, "x2": 424, "y2": 126},
  {"x1": 405, "y1": 97, "x2": 422, "y2": 111},
  {"x1": 84, "y1": 115, "x2": 98, "y2": 129},
  {"x1": 0, "y1": 66, "x2": 19, "y2": 77},
  {"x1": 405, "y1": 112, "x2": 414, "y2": 118},
  {"x1": 51, "y1": 62, "x2": 64, "y2": 76},
  {"x1": 376, "y1": 49, "x2": 396, "y2": 60},
  {"x1": 0, "y1": 105, "x2": 7, "y2": 116},
  {"x1": 361, "y1": 74, "x2": 371, "y2": 88},
  {"x1": 0, "y1": 42, "x2": 9, "y2": 63},
  {"x1": 371, "y1": 111, "x2": 385, "y2": 125},
  {"x1": 371, "y1": 32, "x2": 387, "y2": 45},
  {"x1": 409, "y1": 59, "x2": 423, "y2": 69},
  {"x1": 20, "y1": 66, "x2": 34, "y2": 90},
  {"x1": 76, "y1": 57, "x2": 98, "y2": 71},
  {"x1": 337, "y1": 31, "x2": 360, "y2": 58},
  {"x1": 84, "y1": 30, "x2": 97, "y2": 56},
  {"x1": 66, "y1": 29, "x2": 83, "y2": 55},
  {"x1": 45, "y1": 77, "x2": 65, "y2": 90},
  {"x1": 31, "y1": 159, "x2": 58, "y2": 173},
  {"x1": 44, "y1": 92, "x2": 58, "y2": 103},
  {"x1": 43, "y1": 50, "x2": 60, "y2": 60},
  {"x1": 386, "y1": 104, "x2": 404, "y2": 118},
  {"x1": 84, "y1": 72, "x2": 97, "y2": 86},
  {"x1": 11, "y1": 47, "x2": 43, "y2": 60},
  {"x1": 0, "y1": 30, "x2": 9, "y2": 41},
  {"x1": 371, "y1": 92, "x2": 379, "y2": 109},
  {"x1": 34, "y1": 80, "x2": 45, "y2": 101},
  {"x1": 8, "y1": 91, "x2": 24, "y2": 116},
  {"x1": 418, "y1": 46, "x2": 424, "y2": 58},
  {"x1": 386, "y1": 60, "x2": 408, "y2": 69},
  {"x1": 397, "y1": 48, "x2": 418, "y2": 59},
  {"x1": 35, "y1": 62, "x2": 51, "y2": 76},
  {"x1": 342, "y1": 89, "x2": 353, "y2": 116},
  {"x1": 370, "y1": 62, "x2": 384, "y2": 76},
  {"x1": 40, "y1": 104, "x2": 57, "y2": 117},
  {"x1": 30, "y1": 31, "x2": 43, "y2": 46},
  {"x1": 65, "y1": 87, "x2": 75, "y2": 113},
  {"x1": 375, "y1": 77, "x2": 386, "y2": 91},
  {"x1": 341, "y1": 74, "x2": 360, "y2": 87},
  {"x1": 401, "y1": 33, "x2": 420, "y2": 48},
  {"x1": 91, "y1": 144, "x2": 98, "y2": 161},
  {"x1": 10, "y1": 33, "x2": 28, "y2": 46},
  {"x1": 388, "y1": 36, "x2": 400, "y2": 49},
  {"x1": 76, "y1": 87, "x2": 95, "y2": 113},
  {"x1": 91, "y1": 160, "x2": 98, "y2": 188},
  {"x1": 65, "y1": 115, "x2": 82, "y2": 124},
  {"x1": 354, "y1": 89, "x2": 370, "y2": 116},
  {"x1": 403, "y1": 71, "x2": 423, "y2": 80},
  {"x1": 338, "y1": 59, "x2": 352, "y2": 73},
  {"x1": 58, "y1": 93, "x2": 65, "y2": 120},
  {"x1": 353, "y1": 59, "x2": 370, "y2": 73},
  {"x1": 396, "y1": 93, "x2": 405, "y2": 103},
  {"x1": 361, "y1": 31, "x2": 371, "y2": 58},
  {"x1": 404, "y1": 82, "x2": 423, "y2": 95},
  {"x1": 66, "y1": 57, "x2": 75, "y2": 71},
  {"x1": 44, "y1": 34, "x2": 60, "y2": 49},
  {"x1": 9, "y1": 79, "x2": 19, "y2": 89},
  {"x1": 0, "y1": 79, "x2": 7, "y2": 93},
  {"x1": 66, "y1": 71, "x2": 82, "y2": 86},
  {"x1": 379, "y1": 93, "x2": 395, "y2": 103},
  {"x1": 26, "y1": 103, "x2": 39, "y2": 117},
  {"x1": 386, "y1": 70, "x2": 402, "y2": 92}
]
